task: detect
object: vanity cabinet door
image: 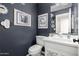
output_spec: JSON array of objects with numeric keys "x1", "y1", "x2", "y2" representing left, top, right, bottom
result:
[
  {"x1": 45, "y1": 49, "x2": 60, "y2": 56},
  {"x1": 45, "y1": 41, "x2": 78, "y2": 56}
]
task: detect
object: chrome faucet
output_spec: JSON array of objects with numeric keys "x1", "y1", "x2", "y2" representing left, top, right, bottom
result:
[
  {"x1": 67, "y1": 34, "x2": 70, "y2": 39},
  {"x1": 67, "y1": 32, "x2": 71, "y2": 39}
]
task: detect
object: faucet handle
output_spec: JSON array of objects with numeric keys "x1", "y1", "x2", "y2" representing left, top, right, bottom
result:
[{"x1": 73, "y1": 39, "x2": 79, "y2": 43}]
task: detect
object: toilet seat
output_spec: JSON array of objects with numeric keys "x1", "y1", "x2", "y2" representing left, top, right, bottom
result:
[
  {"x1": 29, "y1": 44, "x2": 43, "y2": 52},
  {"x1": 28, "y1": 44, "x2": 43, "y2": 55}
]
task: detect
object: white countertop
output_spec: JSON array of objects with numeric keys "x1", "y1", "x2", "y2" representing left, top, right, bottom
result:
[{"x1": 44, "y1": 37, "x2": 79, "y2": 47}]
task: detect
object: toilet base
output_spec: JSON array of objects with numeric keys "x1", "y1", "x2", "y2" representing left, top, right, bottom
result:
[
  {"x1": 27, "y1": 51, "x2": 45, "y2": 56},
  {"x1": 27, "y1": 54, "x2": 42, "y2": 56}
]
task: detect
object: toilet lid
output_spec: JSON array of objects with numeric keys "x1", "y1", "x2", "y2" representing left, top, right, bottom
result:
[{"x1": 29, "y1": 45, "x2": 43, "y2": 52}]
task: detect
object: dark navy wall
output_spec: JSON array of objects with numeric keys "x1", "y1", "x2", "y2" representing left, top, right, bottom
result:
[
  {"x1": 37, "y1": 3, "x2": 53, "y2": 36},
  {"x1": 0, "y1": 3, "x2": 37, "y2": 56}
]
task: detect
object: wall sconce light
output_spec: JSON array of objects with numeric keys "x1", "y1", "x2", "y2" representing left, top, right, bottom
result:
[
  {"x1": 1, "y1": 19, "x2": 10, "y2": 29},
  {"x1": 0, "y1": 4, "x2": 8, "y2": 14}
]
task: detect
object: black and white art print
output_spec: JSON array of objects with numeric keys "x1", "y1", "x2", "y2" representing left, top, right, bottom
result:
[
  {"x1": 14, "y1": 9, "x2": 31, "y2": 27},
  {"x1": 38, "y1": 13, "x2": 48, "y2": 29}
]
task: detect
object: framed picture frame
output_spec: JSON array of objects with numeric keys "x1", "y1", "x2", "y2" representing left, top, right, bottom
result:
[
  {"x1": 14, "y1": 8, "x2": 31, "y2": 26},
  {"x1": 38, "y1": 13, "x2": 48, "y2": 29}
]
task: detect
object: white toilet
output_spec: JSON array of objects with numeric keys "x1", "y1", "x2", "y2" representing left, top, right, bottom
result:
[{"x1": 28, "y1": 36, "x2": 45, "y2": 56}]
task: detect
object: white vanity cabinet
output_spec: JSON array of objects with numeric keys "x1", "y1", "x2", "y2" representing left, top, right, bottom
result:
[{"x1": 44, "y1": 37, "x2": 79, "y2": 56}]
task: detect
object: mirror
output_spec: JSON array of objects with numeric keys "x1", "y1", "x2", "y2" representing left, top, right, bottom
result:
[
  {"x1": 55, "y1": 8, "x2": 71, "y2": 34},
  {"x1": 50, "y1": 3, "x2": 78, "y2": 36}
]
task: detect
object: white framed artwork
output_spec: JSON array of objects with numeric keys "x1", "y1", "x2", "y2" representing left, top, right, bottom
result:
[
  {"x1": 14, "y1": 8, "x2": 31, "y2": 26},
  {"x1": 38, "y1": 13, "x2": 48, "y2": 29}
]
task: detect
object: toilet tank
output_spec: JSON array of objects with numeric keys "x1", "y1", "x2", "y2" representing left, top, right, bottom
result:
[{"x1": 36, "y1": 36, "x2": 46, "y2": 46}]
